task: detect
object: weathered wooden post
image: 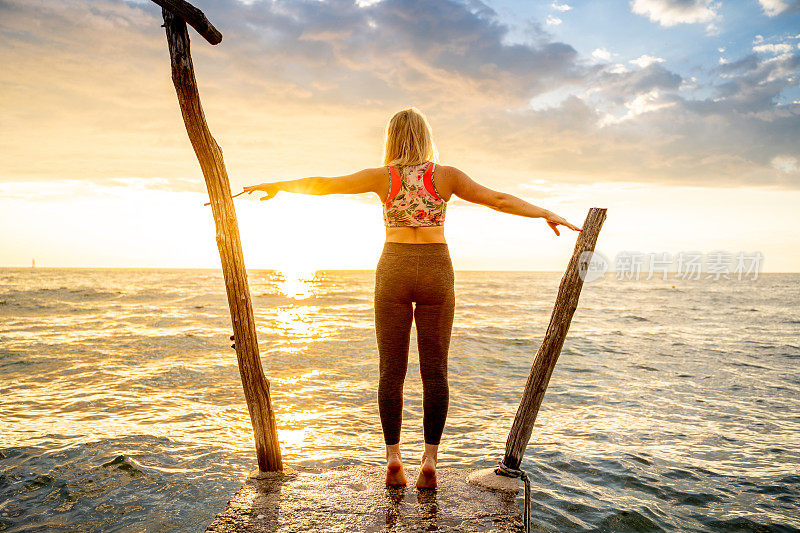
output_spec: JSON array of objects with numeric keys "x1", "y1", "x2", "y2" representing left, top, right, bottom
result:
[
  {"x1": 501, "y1": 207, "x2": 607, "y2": 470},
  {"x1": 468, "y1": 208, "x2": 607, "y2": 498},
  {"x1": 152, "y1": 0, "x2": 282, "y2": 472}
]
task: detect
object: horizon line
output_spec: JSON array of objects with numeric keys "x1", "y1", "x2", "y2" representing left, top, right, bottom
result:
[{"x1": 2, "y1": 266, "x2": 798, "y2": 274}]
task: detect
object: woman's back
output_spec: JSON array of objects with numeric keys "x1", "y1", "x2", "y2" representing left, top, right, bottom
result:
[
  {"x1": 383, "y1": 162, "x2": 450, "y2": 244},
  {"x1": 383, "y1": 162, "x2": 446, "y2": 226}
]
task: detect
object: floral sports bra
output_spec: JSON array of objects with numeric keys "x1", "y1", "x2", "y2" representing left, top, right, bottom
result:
[{"x1": 382, "y1": 162, "x2": 447, "y2": 227}]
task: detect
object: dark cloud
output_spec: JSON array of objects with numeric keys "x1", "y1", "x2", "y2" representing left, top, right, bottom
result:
[
  {"x1": 707, "y1": 52, "x2": 800, "y2": 111},
  {"x1": 190, "y1": 0, "x2": 590, "y2": 106},
  {"x1": 716, "y1": 53, "x2": 760, "y2": 74},
  {"x1": 590, "y1": 63, "x2": 683, "y2": 105}
]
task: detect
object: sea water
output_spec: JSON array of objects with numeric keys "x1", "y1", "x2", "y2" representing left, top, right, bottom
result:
[{"x1": 1, "y1": 268, "x2": 798, "y2": 531}]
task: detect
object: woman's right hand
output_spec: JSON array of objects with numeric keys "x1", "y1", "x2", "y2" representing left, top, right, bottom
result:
[{"x1": 243, "y1": 182, "x2": 281, "y2": 201}]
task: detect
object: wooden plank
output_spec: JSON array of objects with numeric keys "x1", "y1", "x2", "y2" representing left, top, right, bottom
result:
[{"x1": 152, "y1": 0, "x2": 222, "y2": 45}]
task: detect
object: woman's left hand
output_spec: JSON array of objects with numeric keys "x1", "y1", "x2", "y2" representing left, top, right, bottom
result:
[{"x1": 545, "y1": 214, "x2": 582, "y2": 236}]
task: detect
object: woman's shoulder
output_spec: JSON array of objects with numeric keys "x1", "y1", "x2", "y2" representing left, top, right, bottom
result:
[{"x1": 430, "y1": 164, "x2": 461, "y2": 183}]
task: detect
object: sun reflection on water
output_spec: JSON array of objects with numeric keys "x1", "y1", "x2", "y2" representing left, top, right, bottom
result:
[
  {"x1": 273, "y1": 370, "x2": 321, "y2": 385},
  {"x1": 273, "y1": 306, "x2": 319, "y2": 337},
  {"x1": 277, "y1": 428, "x2": 306, "y2": 448},
  {"x1": 260, "y1": 269, "x2": 341, "y2": 340},
  {"x1": 275, "y1": 268, "x2": 319, "y2": 300}
]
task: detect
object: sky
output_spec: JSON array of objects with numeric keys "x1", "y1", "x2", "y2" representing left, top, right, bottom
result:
[{"x1": 1, "y1": 0, "x2": 799, "y2": 272}]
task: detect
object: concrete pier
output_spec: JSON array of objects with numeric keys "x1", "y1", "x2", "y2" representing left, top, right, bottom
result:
[{"x1": 206, "y1": 465, "x2": 523, "y2": 532}]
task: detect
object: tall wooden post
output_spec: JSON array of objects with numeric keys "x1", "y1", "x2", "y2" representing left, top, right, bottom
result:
[
  {"x1": 502, "y1": 207, "x2": 606, "y2": 470},
  {"x1": 468, "y1": 207, "x2": 606, "y2": 493},
  {"x1": 156, "y1": 1, "x2": 282, "y2": 472}
]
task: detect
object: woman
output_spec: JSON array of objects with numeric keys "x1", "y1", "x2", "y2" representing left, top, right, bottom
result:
[{"x1": 243, "y1": 107, "x2": 581, "y2": 489}]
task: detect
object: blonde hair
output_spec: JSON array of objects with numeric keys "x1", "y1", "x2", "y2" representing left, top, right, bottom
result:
[{"x1": 382, "y1": 107, "x2": 439, "y2": 168}]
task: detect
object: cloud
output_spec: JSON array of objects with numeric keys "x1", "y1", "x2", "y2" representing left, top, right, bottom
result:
[
  {"x1": 0, "y1": 0, "x2": 798, "y2": 192},
  {"x1": 716, "y1": 54, "x2": 760, "y2": 73},
  {"x1": 546, "y1": 14, "x2": 562, "y2": 25},
  {"x1": 712, "y1": 51, "x2": 800, "y2": 110},
  {"x1": 211, "y1": 0, "x2": 590, "y2": 106},
  {"x1": 629, "y1": 54, "x2": 666, "y2": 68},
  {"x1": 630, "y1": 0, "x2": 719, "y2": 26},
  {"x1": 551, "y1": 2, "x2": 572, "y2": 12},
  {"x1": 771, "y1": 155, "x2": 799, "y2": 172},
  {"x1": 592, "y1": 47, "x2": 612, "y2": 61},
  {"x1": 758, "y1": 0, "x2": 800, "y2": 16},
  {"x1": 495, "y1": 47, "x2": 800, "y2": 187},
  {"x1": 598, "y1": 88, "x2": 677, "y2": 125},
  {"x1": 591, "y1": 63, "x2": 682, "y2": 105},
  {"x1": 0, "y1": 0, "x2": 592, "y2": 184},
  {"x1": 753, "y1": 43, "x2": 794, "y2": 54}
]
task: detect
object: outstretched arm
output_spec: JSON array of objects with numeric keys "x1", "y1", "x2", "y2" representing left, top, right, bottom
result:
[
  {"x1": 447, "y1": 166, "x2": 582, "y2": 236},
  {"x1": 243, "y1": 167, "x2": 386, "y2": 200}
]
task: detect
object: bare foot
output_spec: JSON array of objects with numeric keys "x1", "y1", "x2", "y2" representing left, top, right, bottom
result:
[
  {"x1": 416, "y1": 454, "x2": 437, "y2": 488},
  {"x1": 386, "y1": 450, "x2": 407, "y2": 486}
]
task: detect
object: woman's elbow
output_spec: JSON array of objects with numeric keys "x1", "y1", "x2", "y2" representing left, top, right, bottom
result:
[{"x1": 490, "y1": 192, "x2": 512, "y2": 211}]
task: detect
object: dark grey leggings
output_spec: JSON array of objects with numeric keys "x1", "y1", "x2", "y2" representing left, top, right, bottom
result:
[{"x1": 374, "y1": 242, "x2": 455, "y2": 446}]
